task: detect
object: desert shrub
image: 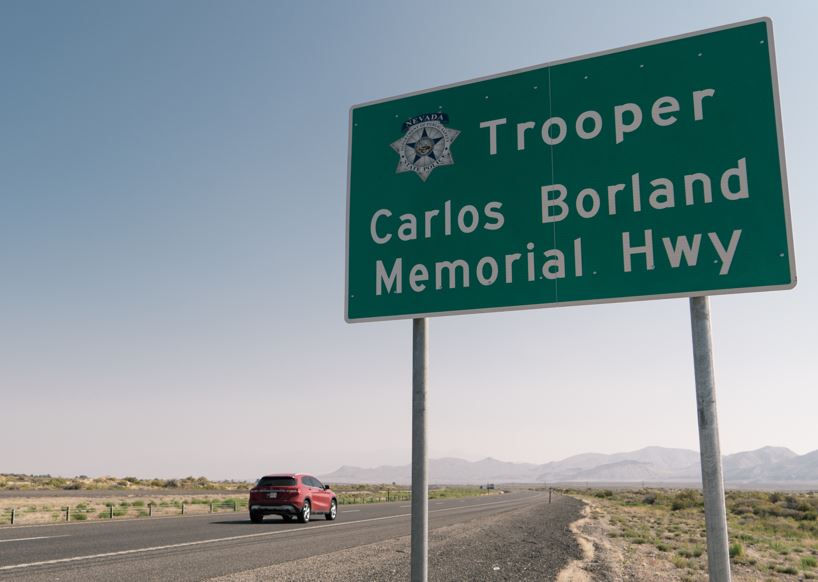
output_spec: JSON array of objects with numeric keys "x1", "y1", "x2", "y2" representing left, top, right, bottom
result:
[
  {"x1": 784, "y1": 496, "x2": 800, "y2": 510},
  {"x1": 671, "y1": 555, "x2": 692, "y2": 569},
  {"x1": 672, "y1": 490, "x2": 701, "y2": 511},
  {"x1": 730, "y1": 542, "x2": 744, "y2": 558},
  {"x1": 803, "y1": 556, "x2": 818, "y2": 569}
]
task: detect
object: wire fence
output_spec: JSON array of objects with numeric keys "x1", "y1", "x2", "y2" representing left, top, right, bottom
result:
[
  {"x1": 337, "y1": 490, "x2": 412, "y2": 504},
  {"x1": 0, "y1": 498, "x2": 245, "y2": 526},
  {"x1": 0, "y1": 487, "x2": 490, "y2": 526}
]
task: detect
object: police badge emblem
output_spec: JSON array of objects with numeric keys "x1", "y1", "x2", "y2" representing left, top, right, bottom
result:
[{"x1": 390, "y1": 113, "x2": 460, "y2": 182}]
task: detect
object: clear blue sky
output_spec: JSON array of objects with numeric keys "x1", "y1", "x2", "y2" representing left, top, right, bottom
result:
[{"x1": 2, "y1": 1, "x2": 816, "y2": 479}]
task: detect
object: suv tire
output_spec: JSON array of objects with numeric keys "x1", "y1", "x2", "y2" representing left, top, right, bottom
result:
[
  {"x1": 250, "y1": 511, "x2": 263, "y2": 524},
  {"x1": 325, "y1": 499, "x2": 337, "y2": 521},
  {"x1": 298, "y1": 500, "x2": 311, "y2": 523}
]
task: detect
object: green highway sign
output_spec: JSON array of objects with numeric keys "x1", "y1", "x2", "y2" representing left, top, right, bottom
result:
[{"x1": 345, "y1": 18, "x2": 795, "y2": 322}]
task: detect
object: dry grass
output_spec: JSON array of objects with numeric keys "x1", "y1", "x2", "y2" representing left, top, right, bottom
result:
[
  {"x1": 565, "y1": 488, "x2": 818, "y2": 581},
  {"x1": 0, "y1": 473, "x2": 251, "y2": 491}
]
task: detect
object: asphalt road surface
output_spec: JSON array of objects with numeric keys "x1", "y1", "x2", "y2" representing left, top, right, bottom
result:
[{"x1": 0, "y1": 491, "x2": 579, "y2": 581}]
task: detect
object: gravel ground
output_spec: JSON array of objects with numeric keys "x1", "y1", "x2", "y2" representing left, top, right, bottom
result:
[{"x1": 210, "y1": 494, "x2": 585, "y2": 582}]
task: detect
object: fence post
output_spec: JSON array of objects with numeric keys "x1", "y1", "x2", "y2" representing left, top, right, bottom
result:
[
  {"x1": 65, "y1": 507, "x2": 70, "y2": 522},
  {"x1": 209, "y1": 502, "x2": 213, "y2": 513},
  {"x1": 181, "y1": 503, "x2": 185, "y2": 515},
  {"x1": 10, "y1": 508, "x2": 15, "y2": 525},
  {"x1": 149, "y1": 503, "x2": 153, "y2": 517},
  {"x1": 549, "y1": 488, "x2": 552, "y2": 504},
  {"x1": 110, "y1": 505, "x2": 114, "y2": 519},
  {"x1": 234, "y1": 500, "x2": 237, "y2": 512}
]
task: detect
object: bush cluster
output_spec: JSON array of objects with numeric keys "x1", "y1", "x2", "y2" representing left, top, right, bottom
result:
[
  {"x1": 727, "y1": 490, "x2": 818, "y2": 521},
  {"x1": 0, "y1": 473, "x2": 254, "y2": 491}
]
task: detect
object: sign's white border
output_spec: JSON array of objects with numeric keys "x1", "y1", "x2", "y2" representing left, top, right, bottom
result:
[{"x1": 344, "y1": 17, "x2": 796, "y2": 323}]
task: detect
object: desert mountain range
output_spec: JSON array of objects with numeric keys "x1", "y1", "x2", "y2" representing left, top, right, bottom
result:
[{"x1": 321, "y1": 446, "x2": 818, "y2": 486}]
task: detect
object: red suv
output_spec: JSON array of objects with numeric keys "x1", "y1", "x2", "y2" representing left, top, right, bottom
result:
[{"x1": 249, "y1": 474, "x2": 337, "y2": 523}]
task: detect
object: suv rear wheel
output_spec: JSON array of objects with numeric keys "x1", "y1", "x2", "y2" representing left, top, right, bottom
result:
[
  {"x1": 325, "y1": 499, "x2": 337, "y2": 521},
  {"x1": 250, "y1": 510, "x2": 263, "y2": 524},
  {"x1": 298, "y1": 500, "x2": 311, "y2": 523}
]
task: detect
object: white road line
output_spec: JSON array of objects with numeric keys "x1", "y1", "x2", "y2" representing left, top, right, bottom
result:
[
  {"x1": 0, "y1": 496, "x2": 534, "y2": 572},
  {"x1": 343, "y1": 509, "x2": 360, "y2": 513},
  {"x1": 399, "y1": 504, "x2": 411, "y2": 508},
  {"x1": 0, "y1": 535, "x2": 70, "y2": 544}
]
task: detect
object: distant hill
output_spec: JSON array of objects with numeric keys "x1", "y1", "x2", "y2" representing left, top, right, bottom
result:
[
  {"x1": 739, "y1": 449, "x2": 818, "y2": 482},
  {"x1": 321, "y1": 446, "x2": 818, "y2": 486},
  {"x1": 535, "y1": 447, "x2": 700, "y2": 483}
]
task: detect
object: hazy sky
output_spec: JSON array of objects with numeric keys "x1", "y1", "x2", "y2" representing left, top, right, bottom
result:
[{"x1": 2, "y1": 1, "x2": 816, "y2": 480}]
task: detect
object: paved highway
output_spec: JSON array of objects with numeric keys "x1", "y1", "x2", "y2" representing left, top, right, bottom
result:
[{"x1": 0, "y1": 491, "x2": 546, "y2": 581}]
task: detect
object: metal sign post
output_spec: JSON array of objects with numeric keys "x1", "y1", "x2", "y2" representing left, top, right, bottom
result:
[
  {"x1": 689, "y1": 296, "x2": 731, "y2": 581},
  {"x1": 411, "y1": 318, "x2": 428, "y2": 582}
]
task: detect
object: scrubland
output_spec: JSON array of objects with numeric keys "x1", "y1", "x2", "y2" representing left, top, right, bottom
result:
[{"x1": 567, "y1": 488, "x2": 818, "y2": 581}]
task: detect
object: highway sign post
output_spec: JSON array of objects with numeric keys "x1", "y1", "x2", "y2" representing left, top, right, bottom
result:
[
  {"x1": 690, "y1": 295, "x2": 731, "y2": 580},
  {"x1": 346, "y1": 18, "x2": 794, "y2": 582},
  {"x1": 411, "y1": 318, "x2": 428, "y2": 582}
]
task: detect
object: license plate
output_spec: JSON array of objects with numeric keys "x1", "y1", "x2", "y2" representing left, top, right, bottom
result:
[{"x1": 267, "y1": 492, "x2": 277, "y2": 499}]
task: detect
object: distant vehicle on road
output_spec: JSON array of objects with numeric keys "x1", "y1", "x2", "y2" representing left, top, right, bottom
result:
[{"x1": 249, "y1": 474, "x2": 337, "y2": 523}]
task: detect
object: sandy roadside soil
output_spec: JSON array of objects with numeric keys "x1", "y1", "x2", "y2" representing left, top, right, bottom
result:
[
  {"x1": 561, "y1": 496, "x2": 780, "y2": 582},
  {"x1": 557, "y1": 497, "x2": 679, "y2": 581}
]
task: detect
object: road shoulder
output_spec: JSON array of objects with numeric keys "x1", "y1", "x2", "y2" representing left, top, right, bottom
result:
[{"x1": 210, "y1": 494, "x2": 585, "y2": 581}]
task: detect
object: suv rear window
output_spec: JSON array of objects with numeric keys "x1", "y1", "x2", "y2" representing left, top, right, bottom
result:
[{"x1": 256, "y1": 476, "x2": 297, "y2": 487}]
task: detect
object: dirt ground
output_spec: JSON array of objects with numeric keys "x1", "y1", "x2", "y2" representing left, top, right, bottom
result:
[{"x1": 562, "y1": 495, "x2": 810, "y2": 581}]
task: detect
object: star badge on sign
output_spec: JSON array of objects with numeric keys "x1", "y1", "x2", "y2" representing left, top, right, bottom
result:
[{"x1": 390, "y1": 112, "x2": 460, "y2": 182}]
